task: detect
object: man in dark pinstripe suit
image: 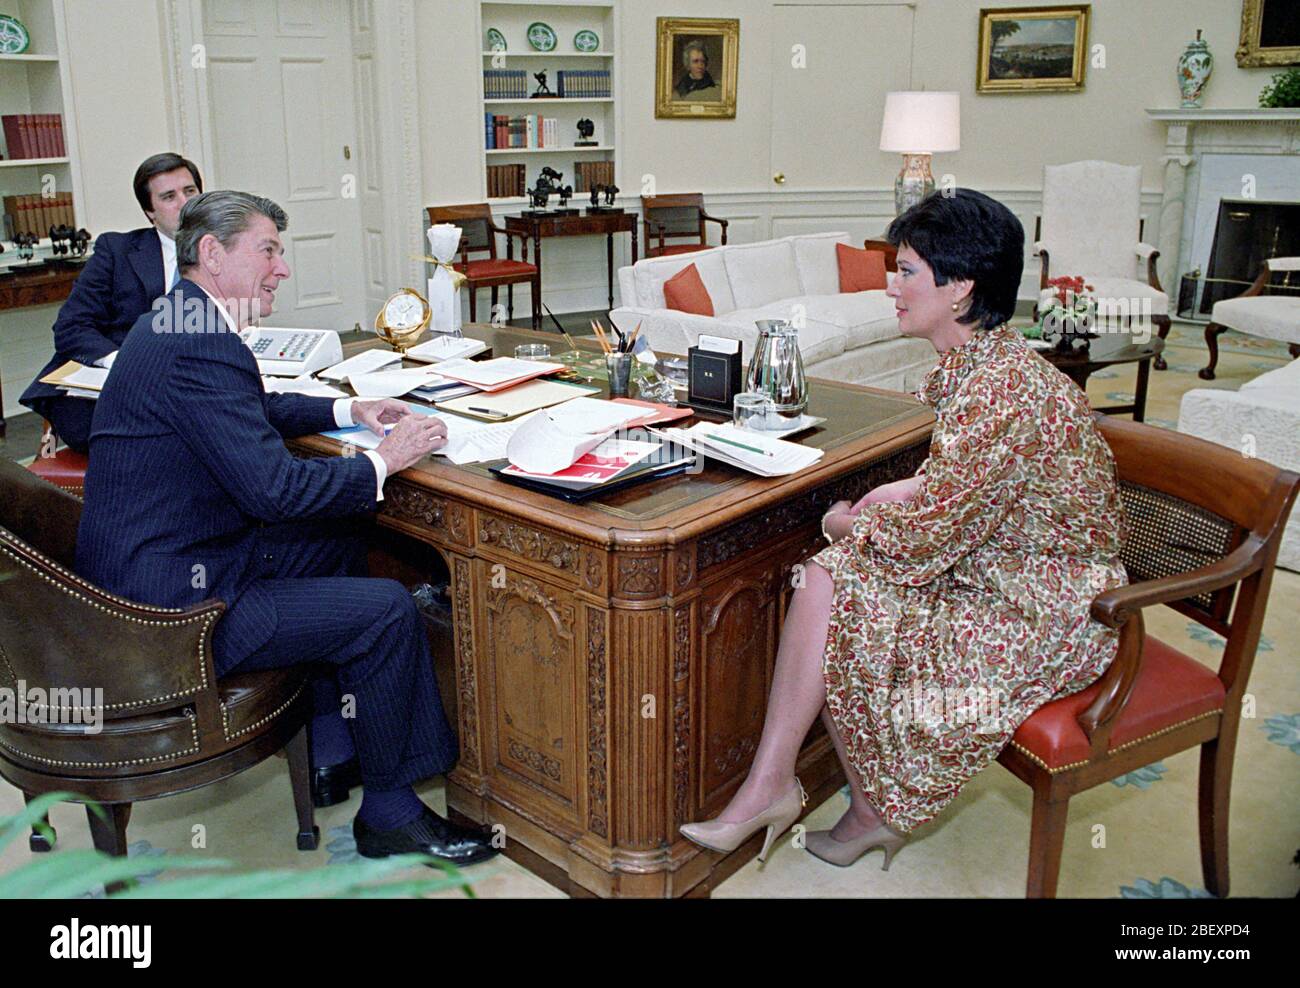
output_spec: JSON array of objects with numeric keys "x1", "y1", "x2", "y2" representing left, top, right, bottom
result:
[{"x1": 75, "y1": 190, "x2": 496, "y2": 865}]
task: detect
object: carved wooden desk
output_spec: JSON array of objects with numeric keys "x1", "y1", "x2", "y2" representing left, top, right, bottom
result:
[{"x1": 294, "y1": 325, "x2": 933, "y2": 897}]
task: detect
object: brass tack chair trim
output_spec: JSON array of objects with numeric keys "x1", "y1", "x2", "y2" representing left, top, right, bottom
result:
[
  {"x1": 220, "y1": 680, "x2": 307, "y2": 742},
  {"x1": 0, "y1": 710, "x2": 199, "y2": 769},
  {"x1": 1008, "y1": 707, "x2": 1223, "y2": 775}
]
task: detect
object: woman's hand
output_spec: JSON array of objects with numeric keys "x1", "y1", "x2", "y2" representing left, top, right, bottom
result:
[
  {"x1": 850, "y1": 475, "x2": 924, "y2": 513},
  {"x1": 821, "y1": 501, "x2": 857, "y2": 543}
]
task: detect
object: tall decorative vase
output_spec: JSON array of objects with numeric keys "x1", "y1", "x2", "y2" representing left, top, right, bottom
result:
[{"x1": 1178, "y1": 30, "x2": 1213, "y2": 109}]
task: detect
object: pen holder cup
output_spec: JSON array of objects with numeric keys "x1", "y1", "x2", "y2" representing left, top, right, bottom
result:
[{"x1": 606, "y1": 352, "x2": 633, "y2": 397}]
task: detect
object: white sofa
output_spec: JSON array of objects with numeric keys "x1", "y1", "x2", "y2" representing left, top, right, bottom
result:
[
  {"x1": 612, "y1": 232, "x2": 936, "y2": 393},
  {"x1": 1178, "y1": 358, "x2": 1300, "y2": 571}
]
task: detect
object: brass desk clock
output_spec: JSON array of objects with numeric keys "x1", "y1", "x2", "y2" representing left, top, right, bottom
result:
[{"x1": 375, "y1": 287, "x2": 431, "y2": 353}]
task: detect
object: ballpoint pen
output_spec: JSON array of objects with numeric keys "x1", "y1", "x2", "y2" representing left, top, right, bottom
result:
[{"x1": 467, "y1": 406, "x2": 508, "y2": 419}]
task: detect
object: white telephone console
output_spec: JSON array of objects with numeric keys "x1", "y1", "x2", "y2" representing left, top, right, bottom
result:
[{"x1": 241, "y1": 327, "x2": 343, "y2": 377}]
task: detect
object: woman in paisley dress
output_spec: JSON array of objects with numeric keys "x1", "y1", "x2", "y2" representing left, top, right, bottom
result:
[{"x1": 680, "y1": 189, "x2": 1127, "y2": 870}]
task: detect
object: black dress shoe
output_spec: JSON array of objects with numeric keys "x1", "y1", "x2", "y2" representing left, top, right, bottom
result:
[
  {"x1": 353, "y1": 806, "x2": 499, "y2": 866},
  {"x1": 312, "y1": 758, "x2": 362, "y2": 808}
]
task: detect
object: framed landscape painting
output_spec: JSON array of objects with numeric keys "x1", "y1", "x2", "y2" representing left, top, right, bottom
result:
[
  {"x1": 655, "y1": 17, "x2": 739, "y2": 119},
  {"x1": 977, "y1": 5, "x2": 1090, "y2": 93}
]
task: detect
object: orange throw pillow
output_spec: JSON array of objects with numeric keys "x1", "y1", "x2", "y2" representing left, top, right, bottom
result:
[
  {"x1": 836, "y1": 243, "x2": 888, "y2": 293},
  {"x1": 663, "y1": 263, "x2": 714, "y2": 316}
]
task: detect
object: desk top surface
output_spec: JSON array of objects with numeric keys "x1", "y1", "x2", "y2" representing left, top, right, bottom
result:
[{"x1": 292, "y1": 324, "x2": 934, "y2": 543}]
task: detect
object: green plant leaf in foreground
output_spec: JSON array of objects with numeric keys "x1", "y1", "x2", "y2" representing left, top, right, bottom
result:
[{"x1": 0, "y1": 795, "x2": 478, "y2": 899}]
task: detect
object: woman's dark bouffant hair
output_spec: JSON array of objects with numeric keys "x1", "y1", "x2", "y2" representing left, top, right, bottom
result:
[{"x1": 886, "y1": 188, "x2": 1023, "y2": 331}]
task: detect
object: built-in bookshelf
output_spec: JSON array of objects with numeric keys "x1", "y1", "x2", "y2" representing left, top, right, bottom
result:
[
  {"x1": 478, "y1": 1, "x2": 616, "y2": 202},
  {"x1": 0, "y1": 0, "x2": 84, "y2": 257}
]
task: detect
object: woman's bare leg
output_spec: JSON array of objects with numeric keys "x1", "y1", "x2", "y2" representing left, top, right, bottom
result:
[
  {"x1": 819, "y1": 706, "x2": 890, "y2": 840},
  {"x1": 715, "y1": 562, "x2": 836, "y2": 823}
]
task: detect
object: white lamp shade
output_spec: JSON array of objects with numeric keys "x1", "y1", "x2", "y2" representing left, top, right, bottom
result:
[{"x1": 879, "y1": 92, "x2": 961, "y2": 153}]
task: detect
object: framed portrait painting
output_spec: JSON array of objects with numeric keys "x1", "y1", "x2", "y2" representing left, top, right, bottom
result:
[
  {"x1": 977, "y1": 5, "x2": 1091, "y2": 93},
  {"x1": 1236, "y1": 0, "x2": 1300, "y2": 67},
  {"x1": 655, "y1": 17, "x2": 739, "y2": 119}
]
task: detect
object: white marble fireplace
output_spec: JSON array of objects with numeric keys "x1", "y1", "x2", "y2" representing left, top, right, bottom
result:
[{"x1": 1146, "y1": 108, "x2": 1300, "y2": 296}]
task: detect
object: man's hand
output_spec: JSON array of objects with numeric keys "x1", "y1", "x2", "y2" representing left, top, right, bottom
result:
[
  {"x1": 375, "y1": 414, "x2": 448, "y2": 474},
  {"x1": 850, "y1": 475, "x2": 923, "y2": 514},
  {"x1": 352, "y1": 398, "x2": 413, "y2": 437}
]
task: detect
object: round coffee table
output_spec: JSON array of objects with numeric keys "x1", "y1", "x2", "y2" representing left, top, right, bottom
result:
[{"x1": 1031, "y1": 333, "x2": 1165, "y2": 422}]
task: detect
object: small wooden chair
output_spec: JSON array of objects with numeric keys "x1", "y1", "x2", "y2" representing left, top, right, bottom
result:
[
  {"x1": 426, "y1": 203, "x2": 540, "y2": 329},
  {"x1": 0, "y1": 457, "x2": 319, "y2": 861},
  {"x1": 998, "y1": 414, "x2": 1300, "y2": 897},
  {"x1": 641, "y1": 194, "x2": 728, "y2": 258}
]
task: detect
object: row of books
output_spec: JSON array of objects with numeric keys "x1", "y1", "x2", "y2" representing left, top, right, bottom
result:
[
  {"x1": 483, "y1": 69, "x2": 530, "y2": 99},
  {"x1": 486, "y1": 114, "x2": 560, "y2": 150},
  {"x1": 1, "y1": 114, "x2": 67, "y2": 159},
  {"x1": 553, "y1": 70, "x2": 611, "y2": 98},
  {"x1": 573, "y1": 161, "x2": 615, "y2": 193},
  {"x1": 481, "y1": 69, "x2": 612, "y2": 100},
  {"x1": 3, "y1": 193, "x2": 77, "y2": 239},
  {"x1": 486, "y1": 163, "x2": 526, "y2": 199}
]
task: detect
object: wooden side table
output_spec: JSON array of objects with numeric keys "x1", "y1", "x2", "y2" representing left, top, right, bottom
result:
[
  {"x1": 503, "y1": 211, "x2": 638, "y2": 314},
  {"x1": 0, "y1": 263, "x2": 82, "y2": 436},
  {"x1": 1038, "y1": 334, "x2": 1165, "y2": 422}
]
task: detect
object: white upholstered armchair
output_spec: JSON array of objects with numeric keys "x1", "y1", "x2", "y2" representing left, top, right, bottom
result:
[
  {"x1": 1199, "y1": 256, "x2": 1300, "y2": 380},
  {"x1": 1036, "y1": 161, "x2": 1172, "y2": 369}
]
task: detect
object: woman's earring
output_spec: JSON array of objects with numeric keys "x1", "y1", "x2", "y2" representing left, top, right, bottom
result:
[{"x1": 951, "y1": 301, "x2": 960, "y2": 312}]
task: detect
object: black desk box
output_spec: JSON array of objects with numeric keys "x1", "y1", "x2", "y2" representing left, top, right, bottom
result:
[{"x1": 686, "y1": 345, "x2": 742, "y2": 413}]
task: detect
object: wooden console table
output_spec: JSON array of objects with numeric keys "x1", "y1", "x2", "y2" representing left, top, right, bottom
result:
[
  {"x1": 293, "y1": 324, "x2": 933, "y2": 897},
  {"x1": 0, "y1": 263, "x2": 83, "y2": 436},
  {"x1": 504, "y1": 211, "x2": 637, "y2": 312}
]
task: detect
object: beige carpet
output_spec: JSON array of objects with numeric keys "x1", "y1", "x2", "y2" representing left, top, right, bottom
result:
[{"x1": 3, "y1": 321, "x2": 1296, "y2": 898}]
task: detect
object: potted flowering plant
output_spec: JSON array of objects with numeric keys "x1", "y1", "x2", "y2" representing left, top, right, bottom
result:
[{"x1": 1036, "y1": 275, "x2": 1097, "y2": 351}]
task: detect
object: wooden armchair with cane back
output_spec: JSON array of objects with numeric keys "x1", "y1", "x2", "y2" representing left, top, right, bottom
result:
[
  {"x1": 641, "y1": 193, "x2": 728, "y2": 258},
  {"x1": 426, "y1": 202, "x2": 540, "y2": 329},
  {"x1": 0, "y1": 456, "x2": 319, "y2": 860},
  {"x1": 999, "y1": 415, "x2": 1299, "y2": 897}
]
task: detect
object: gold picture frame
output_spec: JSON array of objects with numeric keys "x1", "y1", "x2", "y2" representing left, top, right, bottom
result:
[
  {"x1": 977, "y1": 5, "x2": 1090, "y2": 93},
  {"x1": 655, "y1": 17, "x2": 739, "y2": 119},
  {"x1": 1236, "y1": 0, "x2": 1300, "y2": 67}
]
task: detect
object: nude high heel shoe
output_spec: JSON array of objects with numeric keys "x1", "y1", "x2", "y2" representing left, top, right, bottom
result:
[
  {"x1": 804, "y1": 821, "x2": 907, "y2": 870},
  {"x1": 679, "y1": 778, "x2": 807, "y2": 862}
]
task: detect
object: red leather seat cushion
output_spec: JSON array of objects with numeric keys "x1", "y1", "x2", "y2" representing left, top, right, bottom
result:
[
  {"x1": 1011, "y1": 635, "x2": 1225, "y2": 770},
  {"x1": 27, "y1": 448, "x2": 88, "y2": 490},
  {"x1": 454, "y1": 259, "x2": 537, "y2": 279},
  {"x1": 649, "y1": 243, "x2": 708, "y2": 257}
]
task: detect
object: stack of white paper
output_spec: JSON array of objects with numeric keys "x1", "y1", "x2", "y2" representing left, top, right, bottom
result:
[
  {"x1": 653, "y1": 422, "x2": 823, "y2": 477},
  {"x1": 347, "y1": 366, "x2": 444, "y2": 398},
  {"x1": 405, "y1": 336, "x2": 488, "y2": 363},
  {"x1": 262, "y1": 374, "x2": 347, "y2": 398},
  {"x1": 318, "y1": 349, "x2": 403, "y2": 381}
]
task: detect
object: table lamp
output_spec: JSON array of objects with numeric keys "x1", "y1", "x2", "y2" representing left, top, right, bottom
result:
[{"x1": 879, "y1": 91, "x2": 960, "y2": 215}]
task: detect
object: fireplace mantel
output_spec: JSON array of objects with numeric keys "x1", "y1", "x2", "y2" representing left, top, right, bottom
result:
[{"x1": 1146, "y1": 108, "x2": 1300, "y2": 292}]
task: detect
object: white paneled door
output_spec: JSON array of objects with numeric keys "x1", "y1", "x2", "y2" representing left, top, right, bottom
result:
[
  {"x1": 202, "y1": 0, "x2": 364, "y2": 331},
  {"x1": 768, "y1": 3, "x2": 914, "y2": 196}
]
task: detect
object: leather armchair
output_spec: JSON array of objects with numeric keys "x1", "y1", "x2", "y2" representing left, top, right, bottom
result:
[
  {"x1": 998, "y1": 415, "x2": 1300, "y2": 897},
  {"x1": 0, "y1": 456, "x2": 318, "y2": 863}
]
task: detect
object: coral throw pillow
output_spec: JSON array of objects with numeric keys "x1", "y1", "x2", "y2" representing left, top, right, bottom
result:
[
  {"x1": 663, "y1": 263, "x2": 714, "y2": 316},
  {"x1": 836, "y1": 243, "x2": 888, "y2": 293}
]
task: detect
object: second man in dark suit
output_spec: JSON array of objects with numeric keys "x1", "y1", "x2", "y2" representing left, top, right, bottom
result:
[{"x1": 20, "y1": 152, "x2": 203, "y2": 451}]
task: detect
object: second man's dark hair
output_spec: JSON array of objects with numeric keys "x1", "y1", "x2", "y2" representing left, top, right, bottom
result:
[
  {"x1": 132, "y1": 152, "x2": 204, "y2": 214},
  {"x1": 886, "y1": 188, "x2": 1024, "y2": 331}
]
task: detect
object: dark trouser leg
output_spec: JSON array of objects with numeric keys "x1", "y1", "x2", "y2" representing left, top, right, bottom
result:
[
  {"x1": 224, "y1": 575, "x2": 457, "y2": 792},
  {"x1": 35, "y1": 396, "x2": 96, "y2": 454}
]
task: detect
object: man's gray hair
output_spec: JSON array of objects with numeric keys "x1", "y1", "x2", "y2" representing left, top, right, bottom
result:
[
  {"x1": 681, "y1": 40, "x2": 709, "y2": 69},
  {"x1": 175, "y1": 190, "x2": 287, "y2": 268}
]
